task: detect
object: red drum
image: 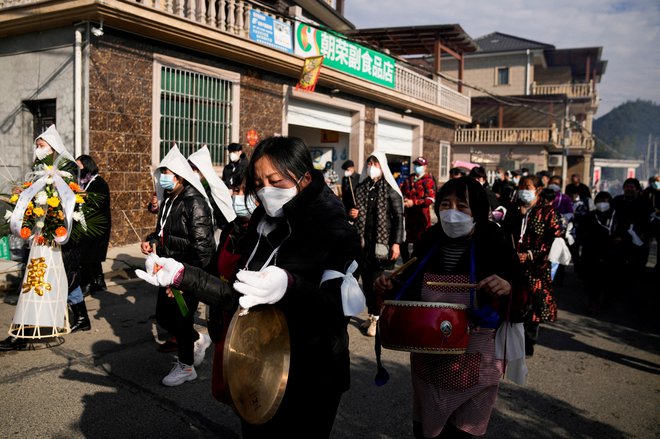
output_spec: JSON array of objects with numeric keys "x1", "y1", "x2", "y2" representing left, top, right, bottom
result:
[{"x1": 379, "y1": 300, "x2": 469, "y2": 354}]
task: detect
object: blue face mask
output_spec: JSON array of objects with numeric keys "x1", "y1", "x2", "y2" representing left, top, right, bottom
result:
[
  {"x1": 518, "y1": 189, "x2": 536, "y2": 205},
  {"x1": 159, "y1": 173, "x2": 175, "y2": 191},
  {"x1": 414, "y1": 165, "x2": 425, "y2": 176},
  {"x1": 654, "y1": 181, "x2": 660, "y2": 191},
  {"x1": 232, "y1": 194, "x2": 257, "y2": 218}
]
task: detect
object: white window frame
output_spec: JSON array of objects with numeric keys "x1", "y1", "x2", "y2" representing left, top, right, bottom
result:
[
  {"x1": 439, "y1": 141, "x2": 451, "y2": 181},
  {"x1": 152, "y1": 54, "x2": 240, "y2": 166}
]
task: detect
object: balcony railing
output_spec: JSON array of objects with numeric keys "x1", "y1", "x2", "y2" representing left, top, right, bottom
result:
[
  {"x1": 394, "y1": 65, "x2": 471, "y2": 116},
  {"x1": 455, "y1": 125, "x2": 595, "y2": 151},
  {"x1": 0, "y1": 0, "x2": 472, "y2": 118},
  {"x1": 530, "y1": 82, "x2": 594, "y2": 98},
  {"x1": 454, "y1": 127, "x2": 558, "y2": 145}
]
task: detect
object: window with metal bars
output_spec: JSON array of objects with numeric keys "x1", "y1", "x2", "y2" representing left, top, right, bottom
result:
[
  {"x1": 440, "y1": 141, "x2": 450, "y2": 180},
  {"x1": 159, "y1": 65, "x2": 234, "y2": 165}
]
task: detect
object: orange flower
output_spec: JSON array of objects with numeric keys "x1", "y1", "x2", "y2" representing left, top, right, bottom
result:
[
  {"x1": 36, "y1": 235, "x2": 45, "y2": 245},
  {"x1": 69, "y1": 182, "x2": 81, "y2": 192},
  {"x1": 23, "y1": 182, "x2": 32, "y2": 188},
  {"x1": 20, "y1": 227, "x2": 31, "y2": 239},
  {"x1": 55, "y1": 226, "x2": 67, "y2": 237}
]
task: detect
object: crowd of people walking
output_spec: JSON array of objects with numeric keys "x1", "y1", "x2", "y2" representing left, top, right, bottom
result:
[{"x1": 2, "y1": 130, "x2": 659, "y2": 438}]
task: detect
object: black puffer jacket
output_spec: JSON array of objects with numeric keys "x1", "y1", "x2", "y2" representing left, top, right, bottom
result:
[
  {"x1": 146, "y1": 184, "x2": 214, "y2": 269},
  {"x1": 179, "y1": 170, "x2": 361, "y2": 392}
]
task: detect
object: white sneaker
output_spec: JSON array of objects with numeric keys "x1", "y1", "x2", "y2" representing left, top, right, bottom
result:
[
  {"x1": 193, "y1": 333, "x2": 212, "y2": 367},
  {"x1": 162, "y1": 361, "x2": 197, "y2": 386}
]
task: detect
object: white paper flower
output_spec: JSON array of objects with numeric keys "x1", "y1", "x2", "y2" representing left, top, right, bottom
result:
[
  {"x1": 45, "y1": 176, "x2": 53, "y2": 185},
  {"x1": 35, "y1": 191, "x2": 48, "y2": 205},
  {"x1": 72, "y1": 211, "x2": 82, "y2": 221},
  {"x1": 36, "y1": 221, "x2": 45, "y2": 228},
  {"x1": 4, "y1": 210, "x2": 12, "y2": 220},
  {"x1": 53, "y1": 190, "x2": 59, "y2": 198}
]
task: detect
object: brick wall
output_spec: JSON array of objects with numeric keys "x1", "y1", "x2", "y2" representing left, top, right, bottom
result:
[{"x1": 88, "y1": 36, "x2": 153, "y2": 247}]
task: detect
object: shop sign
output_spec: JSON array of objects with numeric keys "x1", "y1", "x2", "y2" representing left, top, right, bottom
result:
[
  {"x1": 294, "y1": 23, "x2": 396, "y2": 89},
  {"x1": 248, "y1": 10, "x2": 293, "y2": 54}
]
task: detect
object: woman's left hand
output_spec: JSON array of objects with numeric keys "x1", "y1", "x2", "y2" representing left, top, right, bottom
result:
[{"x1": 477, "y1": 274, "x2": 511, "y2": 297}]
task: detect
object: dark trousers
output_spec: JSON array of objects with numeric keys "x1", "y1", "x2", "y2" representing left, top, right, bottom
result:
[{"x1": 156, "y1": 287, "x2": 200, "y2": 366}]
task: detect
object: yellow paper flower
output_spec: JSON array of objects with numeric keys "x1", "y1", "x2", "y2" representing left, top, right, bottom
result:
[
  {"x1": 9, "y1": 194, "x2": 18, "y2": 203},
  {"x1": 33, "y1": 207, "x2": 45, "y2": 216},
  {"x1": 27, "y1": 201, "x2": 34, "y2": 209},
  {"x1": 47, "y1": 197, "x2": 60, "y2": 208},
  {"x1": 75, "y1": 194, "x2": 85, "y2": 204}
]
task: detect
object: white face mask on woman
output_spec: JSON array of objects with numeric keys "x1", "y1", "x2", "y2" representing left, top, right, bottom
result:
[
  {"x1": 518, "y1": 189, "x2": 536, "y2": 205},
  {"x1": 257, "y1": 178, "x2": 301, "y2": 218},
  {"x1": 595, "y1": 202, "x2": 610, "y2": 212},
  {"x1": 368, "y1": 165, "x2": 382, "y2": 180},
  {"x1": 439, "y1": 209, "x2": 475, "y2": 238},
  {"x1": 35, "y1": 146, "x2": 53, "y2": 160}
]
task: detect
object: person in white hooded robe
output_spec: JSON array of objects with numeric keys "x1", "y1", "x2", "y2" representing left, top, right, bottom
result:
[{"x1": 139, "y1": 145, "x2": 215, "y2": 386}]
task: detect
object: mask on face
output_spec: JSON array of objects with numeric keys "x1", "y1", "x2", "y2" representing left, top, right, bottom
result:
[
  {"x1": 229, "y1": 152, "x2": 240, "y2": 162},
  {"x1": 232, "y1": 194, "x2": 257, "y2": 218},
  {"x1": 257, "y1": 176, "x2": 302, "y2": 218},
  {"x1": 653, "y1": 181, "x2": 660, "y2": 191},
  {"x1": 159, "y1": 174, "x2": 176, "y2": 191},
  {"x1": 414, "y1": 165, "x2": 425, "y2": 176},
  {"x1": 595, "y1": 202, "x2": 610, "y2": 212},
  {"x1": 368, "y1": 165, "x2": 382, "y2": 180},
  {"x1": 518, "y1": 189, "x2": 536, "y2": 205},
  {"x1": 439, "y1": 209, "x2": 475, "y2": 238},
  {"x1": 548, "y1": 184, "x2": 561, "y2": 193},
  {"x1": 35, "y1": 146, "x2": 53, "y2": 160},
  {"x1": 512, "y1": 177, "x2": 520, "y2": 185},
  {"x1": 344, "y1": 170, "x2": 354, "y2": 177}
]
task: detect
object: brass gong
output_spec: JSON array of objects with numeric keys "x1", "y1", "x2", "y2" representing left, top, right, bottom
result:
[{"x1": 223, "y1": 305, "x2": 290, "y2": 425}]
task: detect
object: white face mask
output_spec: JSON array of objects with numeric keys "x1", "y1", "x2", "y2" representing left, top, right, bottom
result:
[
  {"x1": 344, "y1": 170, "x2": 354, "y2": 177},
  {"x1": 595, "y1": 202, "x2": 610, "y2": 212},
  {"x1": 35, "y1": 146, "x2": 53, "y2": 160},
  {"x1": 518, "y1": 189, "x2": 537, "y2": 205},
  {"x1": 229, "y1": 152, "x2": 240, "y2": 162},
  {"x1": 368, "y1": 165, "x2": 382, "y2": 180},
  {"x1": 258, "y1": 185, "x2": 298, "y2": 217},
  {"x1": 439, "y1": 209, "x2": 475, "y2": 238}
]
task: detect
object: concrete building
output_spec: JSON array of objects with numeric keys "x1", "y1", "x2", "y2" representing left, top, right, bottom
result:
[
  {"x1": 441, "y1": 32, "x2": 607, "y2": 187},
  {"x1": 0, "y1": 0, "x2": 475, "y2": 246}
]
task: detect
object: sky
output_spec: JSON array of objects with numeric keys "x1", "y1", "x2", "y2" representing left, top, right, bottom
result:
[{"x1": 344, "y1": 0, "x2": 660, "y2": 118}]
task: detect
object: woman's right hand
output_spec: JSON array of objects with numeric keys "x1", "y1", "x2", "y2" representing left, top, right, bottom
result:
[
  {"x1": 373, "y1": 274, "x2": 393, "y2": 295},
  {"x1": 349, "y1": 208, "x2": 359, "y2": 219},
  {"x1": 140, "y1": 241, "x2": 153, "y2": 255}
]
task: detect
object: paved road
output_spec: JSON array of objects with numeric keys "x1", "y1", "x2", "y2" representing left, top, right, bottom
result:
[{"x1": 0, "y1": 255, "x2": 658, "y2": 438}]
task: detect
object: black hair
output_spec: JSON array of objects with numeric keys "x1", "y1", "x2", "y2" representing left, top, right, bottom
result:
[
  {"x1": 540, "y1": 188, "x2": 556, "y2": 202},
  {"x1": 244, "y1": 136, "x2": 313, "y2": 200},
  {"x1": 227, "y1": 143, "x2": 243, "y2": 152},
  {"x1": 449, "y1": 167, "x2": 466, "y2": 177},
  {"x1": 435, "y1": 176, "x2": 490, "y2": 225},
  {"x1": 594, "y1": 191, "x2": 612, "y2": 203},
  {"x1": 468, "y1": 166, "x2": 487, "y2": 180},
  {"x1": 519, "y1": 175, "x2": 542, "y2": 189},
  {"x1": 623, "y1": 178, "x2": 641, "y2": 191},
  {"x1": 76, "y1": 154, "x2": 99, "y2": 175}
]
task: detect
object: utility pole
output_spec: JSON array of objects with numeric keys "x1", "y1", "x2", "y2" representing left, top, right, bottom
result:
[
  {"x1": 654, "y1": 138, "x2": 658, "y2": 174},
  {"x1": 646, "y1": 134, "x2": 652, "y2": 179}
]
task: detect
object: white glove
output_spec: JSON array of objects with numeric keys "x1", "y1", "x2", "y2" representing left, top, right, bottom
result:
[
  {"x1": 628, "y1": 225, "x2": 644, "y2": 247},
  {"x1": 234, "y1": 266, "x2": 289, "y2": 310},
  {"x1": 135, "y1": 254, "x2": 184, "y2": 287}
]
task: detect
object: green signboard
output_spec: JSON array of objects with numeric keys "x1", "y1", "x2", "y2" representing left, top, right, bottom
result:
[{"x1": 294, "y1": 23, "x2": 396, "y2": 89}]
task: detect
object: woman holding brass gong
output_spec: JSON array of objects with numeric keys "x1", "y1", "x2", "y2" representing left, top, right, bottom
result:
[
  {"x1": 136, "y1": 136, "x2": 363, "y2": 437},
  {"x1": 374, "y1": 177, "x2": 522, "y2": 439}
]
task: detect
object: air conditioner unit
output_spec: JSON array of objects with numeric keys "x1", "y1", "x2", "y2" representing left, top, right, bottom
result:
[{"x1": 548, "y1": 155, "x2": 563, "y2": 167}]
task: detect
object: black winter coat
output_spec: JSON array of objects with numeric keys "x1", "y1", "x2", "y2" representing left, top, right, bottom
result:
[
  {"x1": 146, "y1": 184, "x2": 214, "y2": 269},
  {"x1": 178, "y1": 170, "x2": 362, "y2": 416},
  {"x1": 79, "y1": 174, "x2": 111, "y2": 263}
]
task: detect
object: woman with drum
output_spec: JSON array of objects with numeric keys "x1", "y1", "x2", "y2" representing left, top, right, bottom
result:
[
  {"x1": 374, "y1": 176, "x2": 521, "y2": 439},
  {"x1": 136, "y1": 136, "x2": 362, "y2": 438}
]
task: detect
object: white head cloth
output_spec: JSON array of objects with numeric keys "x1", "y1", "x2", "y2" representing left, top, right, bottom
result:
[
  {"x1": 188, "y1": 145, "x2": 236, "y2": 224},
  {"x1": 34, "y1": 125, "x2": 75, "y2": 163},
  {"x1": 359, "y1": 150, "x2": 403, "y2": 200},
  {"x1": 153, "y1": 144, "x2": 208, "y2": 202}
]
